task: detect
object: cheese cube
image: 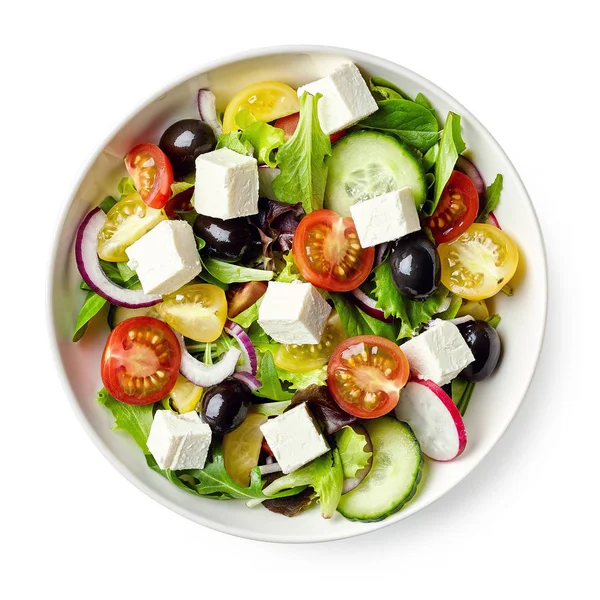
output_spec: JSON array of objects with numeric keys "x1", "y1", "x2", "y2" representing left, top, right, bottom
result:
[
  {"x1": 147, "y1": 410, "x2": 212, "y2": 471},
  {"x1": 258, "y1": 281, "x2": 332, "y2": 345},
  {"x1": 400, "y1": 320, "x2": 475, "y2": 386},
  {"x1": 297, "y1": 62, "x2": 378, "y2": 135},
  {"x1": 350, "y1": 187, "x2": 421, "y2": 247},
  {"x1": 260, "y1": 403, "x2": 329, "y2": 474},
  {"x1": 126, "y1": 220, "x2": 201, "y2": 295},
  {"x1": 194, "y1": 148, "x2": 259, "y2": 219}
]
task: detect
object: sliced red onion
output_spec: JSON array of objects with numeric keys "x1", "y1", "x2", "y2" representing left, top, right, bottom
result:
[
  {"x1": 374, "y1": 242, "x2": 390, "y2": 266},
  {"x1": 175, "y1": 331, "x2": 241, "y2": 387},
  {"x1": 258, "y1": 166, "x2": 280, "y2": 201},
  {"x1": 224, "y1": 320, "x2": 258, "y2": 374},
  {"x1": 456, "y1": 155, "x2": 485, "y2": 196},
  {"x1": 197, "y1": 89, "x2": 222, "y2": 137},
  {"x1": 75, "y1": 208, "x2": 161, "y2": 308},
  {"x1": 350, "y1": 288, "x2": 392, "y2": 323},
  {"x1": 232, "y1": 371, "x2": 261, "y2": 392},
  {"x1": 259, "y1": 462, "x2": 283, "y2": 476},
  {"x1": 448, "y1": 315, "x2": 475, "y2": 326},
  {"x1": 487, "y1": 211, "x2": 502, "y2": 229}
]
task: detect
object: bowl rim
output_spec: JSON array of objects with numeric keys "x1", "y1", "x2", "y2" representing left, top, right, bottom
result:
[{"x1": 47, "y1": 44, "x2": 548, "y2": 544}]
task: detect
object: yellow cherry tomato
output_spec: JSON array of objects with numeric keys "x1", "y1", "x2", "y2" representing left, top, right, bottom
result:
[
  {"x1": 97, "y1": 193, "x2": 166, "y2": 262},
  {"x1": 274, "y1": 312, "x2": 346, "y2": 373},
  {"x1": 222, "y1": 81, "x2": 300, "y2": 133},
  {"x1": 157, "y1": 284, "x2": 227, "y2": 342},
  {"x1": 438, "y1": 223, "x2": 519, "y2": 301},
  {"x1": 223, "y1": 413, "x2": 268, "y2": 487},
  {"x1": 168, "y1": 375, "x2": 203, "y2": 413}
]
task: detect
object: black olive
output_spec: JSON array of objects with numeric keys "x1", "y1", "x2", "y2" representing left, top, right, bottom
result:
[
  {"x1": 456, "y1": 320, "x2": 501, "y2": 382},
  {"x1": 389, "y1": 233, "x2": 440, "y2": 300},
  {"x1": 159, "y1": 119, "x2": 216, "y2": 177},
  {"x1": 201, "y1": 378, "x2": 251, "y2": 434},
  {"x1": 193, "y1": 214, "x2": 256, "y2": 262}
]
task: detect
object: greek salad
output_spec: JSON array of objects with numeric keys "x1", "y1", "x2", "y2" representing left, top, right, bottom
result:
[{"x1": 73, "y1": 62, "x2": 519, "y2": 522}]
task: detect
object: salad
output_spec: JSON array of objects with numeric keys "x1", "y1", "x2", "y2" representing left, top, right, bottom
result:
[{"x1": 73, "y1": 62, "x2": 519, "y2": 522}]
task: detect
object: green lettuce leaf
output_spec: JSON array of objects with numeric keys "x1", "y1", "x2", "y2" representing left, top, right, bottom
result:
[
  {"x1": 254, "y1": 351, "x2": 294, "y2": 401},
  {"x1": 97, "y1": 388, "x2": 154, "y2": 454},
  {"x1": 275, "y1": 251, "x2": 303, "y2": 283},
  {"x1": 170, "y1": 181, "x2": 194, "y2": 197},
  {"x1": 360, "y1": 99, "x2": 439, "y2": 152},
  {"x1": 486, "y1": 314, "x2": 501, "y2": 329},
  {"x1": 422, "y1": 143, "x2": 439, "y2": 172},
  {"x1": 117, "y1": 177, "x2": 137, "y2": 198},
  {"x1": 100, "y1": 196, "x2": 117, "y2": 213},
  {"x1": 72, "y1": 291, "x2": 107, "y2": 342},
  {"x1": 249, "y1": 400, "x2": 292, "y2": 417},
  {"x1": 272, "y1": 92, "x2": 332, "y2": 214},
  {"x1": 451, "y1": 378, "x2": 476, "y2": 417},
  {"x1": 276, "y1": 365, "x2": 328, "y2": 390},
  {"x1": 230, "y1": 298, "x2": 262, "y2": 328},
  {"x1": 426, "y1": 112, "x2": 466, "y2": 215},
  {"x1": 336, "y1": 426, "x2": 372, "y2": 478},
  {"x1": 202, "y1": 258, "x2": 273, "y2": 284},
  {"x1": 368, "y1": 76, "x2": 409, "y2": 101},
  {"x1": 216, "y1": 131, "x2": 254, "y2": 155},
  {"x1": 477, "y1": 174, "x2": 504, "y2": 223},
  {"x1": 263, "y1": 449, "x2": 344, "y2": 518},
  {"x1": 235, "y1": 109, "x2": 285, "y2": 168}
]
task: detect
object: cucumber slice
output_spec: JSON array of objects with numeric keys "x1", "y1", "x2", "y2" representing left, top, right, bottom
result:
[
  {"x1": 337, "y1": 417, "x2": 423, "y2": 522},
  {"x1": 325, "y1": 131, "x2": 426, "y2": 217},
  {"x1": 107, "y1": 305, "x2": 160, "y2": 329}
]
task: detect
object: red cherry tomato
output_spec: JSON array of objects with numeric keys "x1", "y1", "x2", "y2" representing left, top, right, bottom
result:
[
  {"x1": 101, "y1": 317, "x2": 181, "y2": 405},
  {"x1": 427, "y1": 170, "x2": 479, "y2": 244},
  {"x1": 274, "y1": 113, "x2": 347, "y2": 144},
  {"x1": 327, "y1": 335, "x2": 409, "y2": 418},
  {"x1": 292, "y1": 209, "x2": 374, "y2": 292},
  {"x1": 125, "y1": 143, "x2": 174, "y2": 209},
  {"x1": 226, "y1": 281, "x2": 268, "y2": 318}
]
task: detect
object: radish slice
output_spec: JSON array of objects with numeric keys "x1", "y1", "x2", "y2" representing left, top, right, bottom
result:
[
  {"x1": 350, "y1": 288, "x2": 392, "y2": 322},
  {"x1": 197, "y1": 89, "x2": 222, "y2": 137},
  {"x1": 258, "y1": 166, "x2": 280, "y2": 200},
  {"x1": 175, "y1": 331, "x2": 241, "y2": 387},
  {"x1": 487, "y1": 211, "x2": 502, "y2": 229},
  {"x1": 224, "y1": 320, "x2": 258, "y2": 374},
  {"x1": 455, "y1": 155, "x2": 485, "y2": 196},
  {"x1": 75, "y1": 208, "x2": 161, "y2": 308},
  {"x1": 395, "y1": 380, "x2": 467, "y2": 461},
  {"x1": 232, "y1": 371, "x2": 261, "y2": 391}
]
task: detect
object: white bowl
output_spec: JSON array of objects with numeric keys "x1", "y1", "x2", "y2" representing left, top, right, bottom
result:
[{"x1": 48, "y1": 45, "x2": 547, "y2": 543}]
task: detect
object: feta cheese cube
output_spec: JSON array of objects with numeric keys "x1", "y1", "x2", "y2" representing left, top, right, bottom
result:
[
  {"x1": 297, "y1": 62, "x2": 378, "y2": 135},
  {"x1": 126, "y1": 220, "x2": 201, "y2": 295},
  {"x1": 147, "y1": 410, "x2": 212, "y2": 471},
  {"x1": 350, "y1": 187, "x2": 421, "y2": 247},
  {"x1": 260, "y1": 403, "x2": 329, "y2": 474},
  {"x1": 258, "y1": 281, "x2": 332, "y2": 345},
  {"x1": 194, "y1": 148, "x2": 259, "y2": 219},
  {"x1": 400, "y1": 320, "x2": 475, "y2": 386}
]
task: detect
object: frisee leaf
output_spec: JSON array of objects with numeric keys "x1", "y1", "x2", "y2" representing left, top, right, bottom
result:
[
  {"x1": 336, "y1": 426, "x2": 372, "y2": 478},
  {"x1": 272, "y1": 92, "x2": 332, "y2": 214}
]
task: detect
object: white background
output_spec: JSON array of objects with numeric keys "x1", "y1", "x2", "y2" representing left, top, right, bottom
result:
[{"x1": 2, "y1": 1, "x2": 598, "y2": 598}]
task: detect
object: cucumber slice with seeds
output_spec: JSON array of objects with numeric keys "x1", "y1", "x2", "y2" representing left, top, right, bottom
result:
[{"x1": 324, "y1": 131, "x2": 426, "y2": 217}]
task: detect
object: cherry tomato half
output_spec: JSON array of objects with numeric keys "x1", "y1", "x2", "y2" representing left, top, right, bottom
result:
[
  {"x1": 101, "y1": 317, "x2": 181, "y2": 405},
  {"x1": 274, "y1": 112, "x2": 347, "y2": 143},
  {"x1": 292, "y1": 209, "x2": 374, "y2": 292},
  {"x1": 327, "y1": 335, "x2": 409, "y2": 419},
  {"x1": 427, "y1": 170, "x2": 479, "y2": 244},
  {"x1": 163, "y1": 185, "x2": 195, "y2": 219},
  {"x1": 125, "y1": 143, "x2": 174, "y2": 209}
]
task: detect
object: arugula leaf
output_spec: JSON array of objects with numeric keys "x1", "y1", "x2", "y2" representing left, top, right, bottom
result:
[
  {"x1": 216, "y1": 131, "x2": 254, "y2": 156},
  {"x1": 272, "y1": 92, "x2": 332, "y2": 214},
  {"x1": 72, "y1": 291, "x2": 107, "y2": 341},
  {"x1": 116, "y1": 261, "x2": 137, "y2": 284},
  {"x1": 477, "y1": 174, "x2": 504, "y2": 223},
  {"x1": 202, "y1": 258, "x2": 273, "y2": 284},
  {"x1": 247, "y1": 323, "x2": 279, "y2": 354},
  {"x1": 426, "y1": 112, "x2": 466, "y2": 215},
  {"x1": 422, "y1": 143, "x2": 439, "y2": 172},
  {"x1": 276, "y1": 365, "x2": 328, "y2": 390},
  {"x1": 100, "y1": 196, "x2": 117, "y2": 213},
  {"x1": 97, "y1": 388, "x2": 154, "y2": 454},
  {"x1": 451, "y1": 378, "x2": 476, "y2": 417},
  {"x1": 336, "y1": 426, "x2": 372, "y2": 478},
  {"x1": 230, "y1": 299, "x2": 261, "y2": 328},
  {"x1": 330, "y1": 292, "x2": 399, "y2": 342},
  {"x1": 360, "y1": 99, "x2": 439, "y2": 152},
  {"x1": 235, "y1": 110, "x2": 285, "y2": 168},
  {"x1": 253, "y1": 351, "x2": 294, "y2": 401},
  {"x1": 263, "y1": 449, "x2": 344, "y2": 518},
  {"x1": 368, "y1": 76, "x2": 410, "y2": 101},
  {"x1": 197, "y1": 260, "x2": 229, "y2": 290}
]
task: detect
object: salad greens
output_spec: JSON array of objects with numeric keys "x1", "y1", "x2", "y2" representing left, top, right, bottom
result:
[
  {"x1": 276, "y1": 365, "x2": 328, "y2": 390},
  {"x1": 336, "y1": 426, "x2": 372, "y2": 478},
  {"x1": 234, "y1": 110, "x2": 285, "y2": 168},
  {"x1": 272, "y1": 92, "x2": 332, "y2": 214},
  {"x1": 477, "y1": 174, "x2": 504, "y2": 223},
  {"x1": 216, "y1": 131, "x2": 254, "y2": 156},
  {"x1": 202, "y1": 258, "x2": 274, "y2": 284},
  {"x1": 253, "y1": 352, "x2": 294, "y2": 401}
]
